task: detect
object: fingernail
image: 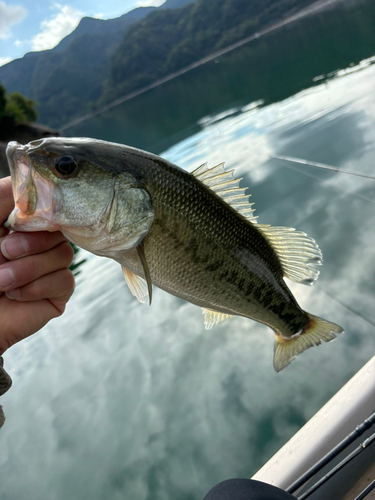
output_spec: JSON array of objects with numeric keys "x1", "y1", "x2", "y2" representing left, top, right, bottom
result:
[
  {"x1": 1, "y1": 235, "x2": 29, "y2": 259},
  {"x1": 0, "y1": 267, "x2": 15, "y2": 289},
  {"x1": 5, "y1": 288, "x2": 20, "y2": 300}
]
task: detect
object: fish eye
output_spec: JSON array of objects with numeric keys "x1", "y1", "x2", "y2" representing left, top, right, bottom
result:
[{"x1": 55, "y1": 156, "x2": 78, "y2": 176}]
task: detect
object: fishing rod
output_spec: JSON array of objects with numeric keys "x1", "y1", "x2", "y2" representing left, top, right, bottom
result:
[
  {"x1": 353, "y1": 478, "x2": 375, "y2": 500},
  {"x1": 286, "y1": 410, "x2": 375, "y2": 495},
  {"x1": 297, "y1": 432, "x2": 375, "y2": 499},
  {"x1": 272, "y1": 155, "x2": 375, "y2": 180},
  {"x1": 353, "y1": 479, "x2": 375, "y2": 500}
]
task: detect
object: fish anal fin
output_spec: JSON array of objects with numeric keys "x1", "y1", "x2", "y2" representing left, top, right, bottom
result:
[
  {"x1": 202, "y1": 308, "x2": 234, "y2": 329},
  {"x1": 257, "y1": 224, "x2": 323, "y2": 285},
  {"x1": 273, "y1": 313, "x2": 343, "y2": 372},
  {"x1": 122, "y1": 267, "x2": 149, "y2": 304}
]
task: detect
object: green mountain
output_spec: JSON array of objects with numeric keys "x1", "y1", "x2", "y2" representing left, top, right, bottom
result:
[
  {"x1": 103, "y1": 0, "x2": 319, "y2": 105},
  {"x1": 0, "y1": 8, "x2": 156, "y2": 127},
  {"x1": 0, "y1": 0, "x2": 318, "y2": 129},
  {"x1": 0, "y1": 0, "x2": 195, "y2": 128}
]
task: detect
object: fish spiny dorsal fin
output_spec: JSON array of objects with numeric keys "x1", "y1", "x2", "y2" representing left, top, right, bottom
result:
[
  {"x1": 191, "y1": 162, "x2": 320, "y2": 283},
  {"x1": 191, "y1": 162, "x2": 208, "y2": 177},
  {"x1": 122, "y1": 267, "x2": 149, "y2": 304},
  {"x1": 202, "y1": 308, "x2": 234, "y2": 329},
  {"x1": 191, "y1": 162, "x2": 258, "y2": 224},
  {"x1": 257, "y1": 225, "x2": 323, "y2": 285}
]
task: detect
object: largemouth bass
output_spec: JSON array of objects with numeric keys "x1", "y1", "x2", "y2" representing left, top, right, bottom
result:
[{"x1": 5, "y1": 137, "x2": 343, "y2": 372}]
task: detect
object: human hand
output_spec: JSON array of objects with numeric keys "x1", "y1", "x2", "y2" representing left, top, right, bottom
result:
[{"x1": 0, "y1": 177, "x2": 75, "y2": 355}]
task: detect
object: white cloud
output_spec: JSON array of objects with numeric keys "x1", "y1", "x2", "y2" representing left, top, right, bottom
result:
[
  {"x1": 0, "y1": 0, "x2": 27, "y2": 40},
  {"x1": 136, "y1": 0, "x2": 165, "y2": 6},
  {"x1": 0, "y1": 56, "x2": 12, "y2": 67},
  {"x1": 31, "y1": 3, "x2": 83, "y2": 52},
  {"x1": 14, "y1": 38, "x2": 27, "y2": 47}
]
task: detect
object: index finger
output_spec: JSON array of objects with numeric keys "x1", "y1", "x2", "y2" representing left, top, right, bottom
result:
[{"x1": 0, "y1": 177, "x2": 14, "y2": 228}]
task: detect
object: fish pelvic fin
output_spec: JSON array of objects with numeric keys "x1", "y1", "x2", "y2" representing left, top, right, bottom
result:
[
  {"x1": 202, "y1": 308, "x2": 234, "y2": 329},
  {"x1": 257, "y1": 225, "x2": 323, "y2": 285},
  {"x1": 122, "y1": 267, "x2": 149, "y2": 304},
  {"x1": 273, "y1": 313, "x2": 343, "y2": 372}
]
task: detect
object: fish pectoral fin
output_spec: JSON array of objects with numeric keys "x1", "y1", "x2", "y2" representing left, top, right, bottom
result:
[
  {"x1": 136, "y1": 241, "x2": 153, "y2": 305},
  {"x1": 257, "y1": 224, "x2": 323, "y2": 285},
  {"x1": 202, "y1": 308, "x2": 234, "y2": 329},
  {"x1": 122, "y1": 267, "x2": 149, "y2": 304},
  {"x1": 273, "y1": 313, "x2": 343, "y2": 372}
]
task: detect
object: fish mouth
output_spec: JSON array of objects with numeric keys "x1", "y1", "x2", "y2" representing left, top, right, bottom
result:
[{"x1": 5, "y1": 141, "x2": 61, "y2": 232}]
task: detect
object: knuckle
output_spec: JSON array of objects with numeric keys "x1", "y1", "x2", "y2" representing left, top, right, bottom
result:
[
  {"x1": 32, "y1": 278, "x2": 44, "y2": 296},
  {"x1": 55, "y1": 241, "x2": 74, "y2": 264},
  {"x1": 66, "y1": 268, "x2": 75, "y2": 287},
  {"x1": 49, "y1": 299, "x2": 66, "y2": 316},
  {"x1": 28, "y1": 268, "x2": 75, "y2": 302},
  {"x1": 23, "y1": 231, "x2": 66, "y2": 256},
  {"x1": 60, "y1": 268, "x2": 75, "y2": 298},
  {"x1": 19, "y1": 278, "x2": 40, "y2": 299},
  {"x1": 63, "y1": 242, "x2": 75, "y2": 265}
]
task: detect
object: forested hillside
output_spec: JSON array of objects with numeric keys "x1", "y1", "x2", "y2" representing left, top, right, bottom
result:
[
  {"x1": 0, "y1": 0, "x2": 318, "y2": 129},
  {"x1": 0, "y1": 83, "x2": 37, "y2": 131},
  {"x1": 102, "y1": 0, "x2": 318, "y2": 104},
  {"x1": 0, "y1": 7, "x2": 158, "y2": 128}
]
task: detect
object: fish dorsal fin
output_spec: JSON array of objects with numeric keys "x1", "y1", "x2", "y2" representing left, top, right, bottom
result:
[
  {"x1": 202, "y1": 308, "x2": 234, "y2": 329},
  {"x1": 122, "y1": 267, "x2": 149, "y2": 303},
  {"x1": 257, "y1": 225, "x2": 323, "y2": 285},
  {"x1": 191, "y1": 162, "x2": 320, "y2": 284},
  {"x1": 191, "y1": 162, "x2": 258, "y2": 224}
]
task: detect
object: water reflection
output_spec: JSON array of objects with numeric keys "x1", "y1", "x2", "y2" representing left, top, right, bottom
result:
[
  {"x1": 1, "y1": 18, "x2": 375, "y2": 500},
  {"x1": 68, "y1": 0, "x2": 375, "y2": 156}
]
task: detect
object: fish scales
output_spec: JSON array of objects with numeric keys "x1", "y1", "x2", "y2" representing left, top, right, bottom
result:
[
  {"x1": 120, "y1": 150, "x2": 308, "y2": 336},
  {"x1": 4, "y1": 137, "x2": 343, "y2": 373}
]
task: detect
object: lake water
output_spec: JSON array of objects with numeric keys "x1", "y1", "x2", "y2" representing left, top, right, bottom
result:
[{"x1": 1, "y1": 1, "x2": 375, "y2": 499}]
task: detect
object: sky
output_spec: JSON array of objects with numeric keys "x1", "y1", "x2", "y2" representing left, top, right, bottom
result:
[{"x1": 0, "y1": 0, "x2": 165, "y2": 67}]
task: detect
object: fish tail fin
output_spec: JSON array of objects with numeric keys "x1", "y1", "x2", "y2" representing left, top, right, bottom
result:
[{"x1": 273, "y1": 313, "x2": 343, "y2": 372}]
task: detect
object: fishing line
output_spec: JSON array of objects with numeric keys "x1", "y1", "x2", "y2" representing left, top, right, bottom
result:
[
  {"x1": 315, "y1": 286, "x2": 375, "y2": 329},
  {"x1": 271, "y1": 156, "x2": 375, "y2": 205},
  {"x1": 272, "y1": 155, "x2": 375, "y2": 180},
  {"x1": 270, "y1": 156, "x2": 375, "y2": 331}
]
